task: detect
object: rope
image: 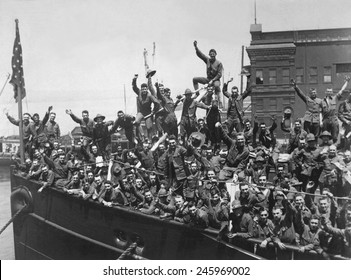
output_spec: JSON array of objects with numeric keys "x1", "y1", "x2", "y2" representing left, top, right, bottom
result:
[
  {"x1": 0, "y1": 73, "x2": 10, "y2": 97},
  {"x1": 201, "y1": 179, "x2": 351, "y2": 202},
  {"x1": 0, "y1": 204, "x2": 26, "y2": 235},
  {"x1": 117, "y1": 242, "x2": 137, "y2": 260},
  {"x1": 112, "y1": 159, "x2": 164, "y2": 176}
]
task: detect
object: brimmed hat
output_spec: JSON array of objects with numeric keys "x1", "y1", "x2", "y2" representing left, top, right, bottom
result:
[
  {"x1": 123, "y1": 162, "x2": 133, "y2": 174},
  {"x1": 189, "y1": 132, "x2": 205, "y2": 148},
  {"x1": 112, "y1": 164, "x2": 123, "y2": 176},
  {"x1": 255, "y1": 156, "x2": 265, "y2": 162},
  {"x1": 146, "y1": 69, "x2": 156, "y2": 78},
  {"x1": 158, "y1": 187, "x2": 168, "y2": 197},
  {"x1": 306, "y1": 133, "x2": 316, "y2": 142},
  {"x1": 319, "y1": 131, "x2": 332, "y2": 139},
  {"x1": 94, "y1": 114, "x2": 105, "y2": 122},
  {"x1": 183, "y1": 88, "x2": 193, "y2": 95}
]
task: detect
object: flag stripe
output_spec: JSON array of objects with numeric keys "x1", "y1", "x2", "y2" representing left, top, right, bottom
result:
[{"x1": 9, "y1": 19, "x2": 26, "y2": 102}]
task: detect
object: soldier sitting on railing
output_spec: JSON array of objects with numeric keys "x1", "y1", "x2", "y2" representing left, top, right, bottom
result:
[
  {"x1": 64, "y1": 173, "x2": 84, "y2": 195},
  {"x1": 37, "y1": 164, "x2": 55, "y2": 193},
  {"x1": 154, "y1": 184, "x2": 177, "y2": 219},
  {"x1": 292, "y1": 194, "x2": 312, "y2": 225},
  {"x1": 188, "y1": 203, "x2": 209, "y2": 229},
  {"x1": 260, "y1": 193, "x2": 296, "y2": 259},
  {"x1": 98, "y1": 180, "x2": 118, "y2": 207},
  {"x1": 26, "y1": 158, "x2": 42, "y2": 180},
  {"x1": 228, "y1": 200, "x2": 254, "y2": 239},
  {"x1": 321, "y1": 205, "x2": 351, "y2": 258},
  {"x1": 295, "y1": 210, "x2": 329, "y2": 260},
  {"x1": 173, "y1": 195, "x2": 190, "y2": 224},
  {"x1": 253, "y1": 208, "x2": 275, "y2": 259}
]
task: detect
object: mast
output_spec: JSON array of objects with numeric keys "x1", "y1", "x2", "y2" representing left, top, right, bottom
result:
[
  {"x1": 18, "y1": 87, "x2": 24, "y2": 163},
  {"x1": 123, "y1": 84, "x2": 126, "y2": 112},
  {"x1": 240, "y1": 45, "x2": 244, "y2": 94}
]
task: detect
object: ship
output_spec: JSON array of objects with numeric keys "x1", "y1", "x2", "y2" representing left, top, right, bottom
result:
[
  {"x1": 6, "y1": 20, "x2": 350, "y2": 261},
  {"x1": 10, "y1": 166, "x2": 263, "y2": 260},
  {"x1": 11, "y1": 166, "x2": 351, "y2": 260}
]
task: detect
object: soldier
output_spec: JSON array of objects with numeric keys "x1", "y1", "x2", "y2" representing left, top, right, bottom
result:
[
  {"x1": 281, "y1": 118, "x2": 307, "y2": 154},
  {"x1": 295, "y1": 133, "x2": 323, "y2": 191},
  {"x1": 66, "y1": 109, "x2": 94, "y2": 147},
  {"x1": 163, "y1": 135, "x2": 197, "y2": 195},
  {"x1": 29, "y1": 106, "x2": 52, "y2": 148},
  {"x1": 193, "y1": 41, "x2": 223, "y2": 98},
  {"x1": 45, "y1": 112, "x2": 61, "y2": 140},
  {"x1": 222, "y1": 73, "x2": 252, "y2": 134},
  {"x1": 111, "y1": 110, "x2": 136, "y2": 149},
  {"x1": 176, "y1": 88, "x2": 208, "y2": 142},
  {"x1": 5, "y1": 111, "x2": 33, "y2": 157},
  {"x1": 338, "y1": 90, "x2": 351, "y2": 150},
  {"x1": 291, "y1": 79, "x2": 322, "y2": 136},
  {"x1": 132, "y1": 74, "x2": 161, "y2": 141},
  {"x1": 154, "y1": 83, "x2": 178, "y2": 137},
  {"x1": 321, "y1": 76, "x2": 350, "y2": 143},
  {"x1": 215, "y1": 122, "x2": 249, "y2": 181},
  {"x1": 92, "y1": 114, "x2": 115, "y2": 160}
]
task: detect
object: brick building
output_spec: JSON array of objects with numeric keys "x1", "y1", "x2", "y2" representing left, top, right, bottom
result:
[{"x1": 246, "y1": 24, "x2": 351, "y2": 137}]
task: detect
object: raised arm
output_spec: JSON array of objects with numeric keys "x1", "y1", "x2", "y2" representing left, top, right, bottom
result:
[
  {"x1": 66, "y1": 109, "x2": 83, "y2": 125},
  {"x1": 193, "y1": 40, "x2": 208, "y2": 64},
  {"x1": 42, "y1": 106, "x2": 52, "y2": 126},
  {"x1": 215, "y1": 122, "x2": 234, "y2": 148},
  {"x1": 147, "y1": 77, "x2": 156, "y2": 97},
  {"x1": 241, "y1": 76, "x2": 253, "y2": 100},
  {"x1": 336, "y1": 75, "x2": 350, "y2": 100},
  {"x1": 222, "y1": 78, "x2": 233, "y2": 99},
  {"x1": 132, "y1": 74, "x2": 140, "y2": 96},
  {"x1": 269, "y1": 117, "x2": 277, "y2": 133},
  {"x1": 6, "y1": 113, "x2": 20, "y2": 126},
  {"x1": 291, "y1": 79, "x2": 307, "y2": 103}
]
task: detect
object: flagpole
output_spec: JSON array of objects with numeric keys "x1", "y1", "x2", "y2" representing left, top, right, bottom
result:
[
  {"x1": 123, "y1": 84, "x2": 126, "y2": 112},
  {"x1": 17, "y1": 87, "x2": 24, "y2": 163}
]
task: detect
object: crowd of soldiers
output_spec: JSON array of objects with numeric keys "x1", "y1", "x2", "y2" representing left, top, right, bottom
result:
[{"x1": 6, "y1": 41, "x2": 351, "y2": 260}]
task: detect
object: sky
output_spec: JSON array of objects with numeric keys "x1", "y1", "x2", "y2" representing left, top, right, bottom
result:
[{"x1": 0, "y1": 0, "x2": 350, "y2": 136}]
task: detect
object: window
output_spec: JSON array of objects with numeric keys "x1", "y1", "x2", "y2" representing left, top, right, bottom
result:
[
  {"x1": 323, "y1": 67, "x2": 332, "y2": 83},
  {"x1": 256, "y1": 99, "x2": 264, "y2": 111},
  {"x1": 282, "y1": 68, "x2": 290, "y2": 84},
  {"x1": 269, "y1": 98, "x2": 277, "y2": 110},
  {"x1": 309, "y1": 67, "x2": 318, "y2": 83},
  {"x1": 296, "y1": 68, "x2": 304, "y2": 84},
  {"x1": 336, "y1": 63, "x2": 351, "y2": 77},
  {"x1": 256, "y1": 69, "x2": 263, "y2": 84},
  {"x1": 269, "y1": 69, "x2": 276, "y2": 84}
]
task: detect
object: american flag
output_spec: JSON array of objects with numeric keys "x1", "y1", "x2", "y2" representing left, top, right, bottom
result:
[{"x1": 9, "y1": 19, "x2": 26, "y2": 102}]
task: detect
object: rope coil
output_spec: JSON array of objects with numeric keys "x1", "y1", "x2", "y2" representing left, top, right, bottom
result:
[{"x1": 117, "y1": 242, "x2": 138, "y2": 260}]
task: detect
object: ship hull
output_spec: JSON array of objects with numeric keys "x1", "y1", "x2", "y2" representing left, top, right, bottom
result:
[{"x1": 10, "y1": 168, "x2": 261, "y2": 260}]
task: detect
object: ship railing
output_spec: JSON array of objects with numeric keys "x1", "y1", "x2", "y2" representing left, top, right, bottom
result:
[{"x1": 231, "y1": 237, "x2": 350, "y2": 260}]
